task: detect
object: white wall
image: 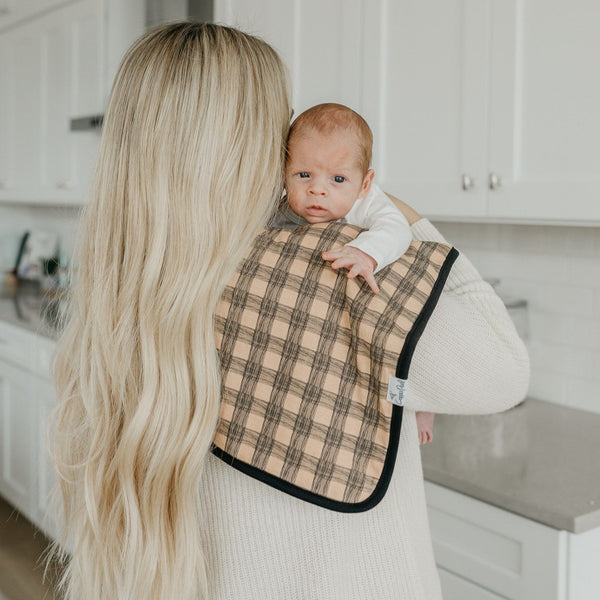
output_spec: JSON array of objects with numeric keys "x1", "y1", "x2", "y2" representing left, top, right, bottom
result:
[{"x1": 435, "y1": 221, "x2": 600, "y2": 415}]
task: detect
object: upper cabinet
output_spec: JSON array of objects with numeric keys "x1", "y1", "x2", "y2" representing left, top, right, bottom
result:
[
  {"x1": 0, "y1": 0, "x2": 144, "y2": 205},
  {"x1": 216, "y1": 0, "x2": 600, "y2": 225},
  {"x1": 214, "y1": 0, "x2": 366, "y2": 115},
  {"x1": 0, "y1": 0, "x2": 68, "y2": 31}
]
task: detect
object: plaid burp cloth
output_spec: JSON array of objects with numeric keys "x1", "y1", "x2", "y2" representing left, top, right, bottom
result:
[{"x1": 212, "y1": 222, "x2": 458, "y2": 512}]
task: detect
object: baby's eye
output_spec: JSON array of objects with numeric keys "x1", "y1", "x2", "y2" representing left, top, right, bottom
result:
[
  {"x1": 298, "y1": 172, "x2": 310, "y2": 178},
  {"x1": 333, "y1": 175, "x2": 346, "y2": 183}
]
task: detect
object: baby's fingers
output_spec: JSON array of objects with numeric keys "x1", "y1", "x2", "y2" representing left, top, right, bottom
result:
[
  {"x1": 328, "y1": 256, "x2": 355, "y2": 271},
  {"x1": 322, "y1": 249, "x2": 344, "y2": 262},
  {"x1": 348, "y1": 265, "x2": 380, "y2": 294}
]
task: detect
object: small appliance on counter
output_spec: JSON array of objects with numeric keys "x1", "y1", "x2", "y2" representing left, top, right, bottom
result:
[{"x1": 485, "y1": 277, "x2": 529, "y2": 341}]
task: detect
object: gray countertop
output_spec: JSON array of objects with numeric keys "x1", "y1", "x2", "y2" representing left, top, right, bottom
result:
[
  {"x1": 2, "y1": 281, "x2": 599, "y2": 534},
  {"x1": 0, "y1": 279, "x2": 60, "y2": 339},
  {"x1": 421, "y1": 398, "x2": 600, "y2": 533}
]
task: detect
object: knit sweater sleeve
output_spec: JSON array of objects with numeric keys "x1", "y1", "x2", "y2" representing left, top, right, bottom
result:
[{"x1": 404, "y1": 218, "x2": 530, "y2": 414}]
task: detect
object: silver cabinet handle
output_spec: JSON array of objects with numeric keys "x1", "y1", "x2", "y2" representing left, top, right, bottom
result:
[
  {"x1": 462, "y1": 174, "x2": 475, "y2": 190},
  {"x1": 489, "y1": 172, "x2": 503, "y2": 190}
]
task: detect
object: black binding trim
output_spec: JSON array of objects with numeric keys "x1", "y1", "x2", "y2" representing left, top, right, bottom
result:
[{"x1": 212, "y1": 246, "x2": 460, "y2": 512}]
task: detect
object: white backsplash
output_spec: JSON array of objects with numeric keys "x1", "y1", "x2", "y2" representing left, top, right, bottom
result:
[{"x1": 435, "y1": 221, "x2": 600, "y2": 415}]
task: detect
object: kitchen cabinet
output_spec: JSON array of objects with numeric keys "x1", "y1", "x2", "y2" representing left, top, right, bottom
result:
[
  {"x1": 0, "y1": 358, "x2": 36, "y2": 523},
  {"x1": 217, "y1": 0, "x2": 600, "y2": 225},
  {"x1": 0, "y1": 0, "x2": 69, "y2": 32},
  {"x1": 371, "y1": 0, "x2": 600, "y2": 224},
  {"x1": 0, "y1": 320, "x2": 39, "y2": 524},
  {"x1": 0, "y1": 319, "x2": 57, "y2": 537},
  {"x1": 213, "y1": 0, "x2": 365, "y2": 121},
  {"x1": 426, "y1": 481, "x2": 600, "y2": 599},
  {"x1": 0, "y1": 0, "x2": 144, "y2": 205}
]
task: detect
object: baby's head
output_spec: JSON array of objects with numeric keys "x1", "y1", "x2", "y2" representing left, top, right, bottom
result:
[{"x1": 285, "y1": 103, "x2": 374, "y2": 224}]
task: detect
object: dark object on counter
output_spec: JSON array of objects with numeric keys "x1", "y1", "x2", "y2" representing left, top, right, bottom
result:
[
  {"x1": 41, "y1": 257, "x2": 59, "y2": 276},
  {"x1": 12, "y1": 231, "x2": 29, "y2": 276}
]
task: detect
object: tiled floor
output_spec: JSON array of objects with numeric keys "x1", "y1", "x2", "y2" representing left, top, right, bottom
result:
[{"x1": 0, "y1": 496, "x2": 59, "y2": 600}]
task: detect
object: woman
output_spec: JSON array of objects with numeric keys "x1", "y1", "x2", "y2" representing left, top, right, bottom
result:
[{"x1": 52, "y1": 22, "x2": 529, "y2": 600}]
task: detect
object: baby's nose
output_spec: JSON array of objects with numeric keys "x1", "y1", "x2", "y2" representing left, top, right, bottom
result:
[{"x1": 309, "y1": 183, "x2": 327, "y2": 196}]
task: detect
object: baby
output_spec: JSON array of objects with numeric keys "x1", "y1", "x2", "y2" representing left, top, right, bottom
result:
[{"x1": 275, "y1": 102, "x2": 434, "y2": 444}]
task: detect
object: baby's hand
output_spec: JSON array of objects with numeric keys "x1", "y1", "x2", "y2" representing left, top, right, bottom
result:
[{"x1": 322, "y1": 246, "x2": 380, "y2": 293}]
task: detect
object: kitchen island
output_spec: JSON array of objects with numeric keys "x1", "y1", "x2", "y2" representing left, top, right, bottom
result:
[{"x1": 421, "y1": 401, "x2": 600, "y2": 599}]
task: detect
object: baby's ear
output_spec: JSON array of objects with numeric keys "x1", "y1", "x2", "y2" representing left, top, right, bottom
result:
[{"x1": 360, "y1": 169, "x2": 375, "y2": 197}]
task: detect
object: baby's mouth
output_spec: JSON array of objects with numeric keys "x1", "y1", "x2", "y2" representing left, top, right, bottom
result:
[{"x1": 306, "y1": 205, "x2": 327, "y2": 215}]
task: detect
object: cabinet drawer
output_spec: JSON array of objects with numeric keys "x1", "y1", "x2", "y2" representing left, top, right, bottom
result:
[
  {"x1": 425, "y1": 482, "x2": 566, "y2": 600},
  {"x1": 0, "y1": 320, "x2": 33, "y2": 370},
  {"x1": 438, "y1": 567, "x2": 508, "y2": 600}
]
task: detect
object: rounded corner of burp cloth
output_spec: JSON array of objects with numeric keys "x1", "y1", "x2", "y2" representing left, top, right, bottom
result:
[{"x1": 212, "y1": 222, "x2": 458, "y2": 512}]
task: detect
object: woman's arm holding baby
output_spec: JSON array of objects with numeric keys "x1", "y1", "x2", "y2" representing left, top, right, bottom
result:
[{"x1": 385, "y1": 192, "x2": 530, "y2": 414}]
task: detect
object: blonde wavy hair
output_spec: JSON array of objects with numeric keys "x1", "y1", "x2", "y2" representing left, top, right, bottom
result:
[{"x1": 50, "y1": 22, "x2": 290, "y2": 599}]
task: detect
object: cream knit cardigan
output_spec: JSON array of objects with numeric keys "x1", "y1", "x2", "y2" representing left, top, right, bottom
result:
[{"x1": 199, "y1": 218, "x2": 530, "y2": 600}]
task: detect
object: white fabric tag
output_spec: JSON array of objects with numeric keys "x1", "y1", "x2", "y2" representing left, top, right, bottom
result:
[{"x1": 387, "y1": 375, "x2": 407, "y2": 406}]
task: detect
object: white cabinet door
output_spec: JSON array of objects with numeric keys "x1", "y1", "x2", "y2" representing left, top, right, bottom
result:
[
  {"x1": 426, "y1": 482, "x2": 567, "y2": 599},
  {"x1": 438, "y1": 566, "x2": 507, "y2": 600},
  {"x1": 362, "y1": 0, "x2": 490, "y2": 219},
  {"x1": 0, "y1": 0, "x2": 70, "y2": 32},
  {"x1": 0, "y1": 34, "x2": 15, "y2": 197},
  {"x1": 0, "y1": 0, "x2": 144, "y2": 205},
  {"x1": 487, "y1": 0, "x2": 600, "y2": 222},
  {"x1": 214, "y1": 0, "x2": 365, "y2": 117},
  {"x1": 0, "y1": 359, "x2": 36, "y2": 522},
  {"x1": 35, "y1": 377, "x2": 58, "y2": 539},
  {"x1": 9, "y1": 21, "x2": 42, "y2": 202},
  {"x1": 38, "y1": 0, "x2": 103, "y2": 204}
]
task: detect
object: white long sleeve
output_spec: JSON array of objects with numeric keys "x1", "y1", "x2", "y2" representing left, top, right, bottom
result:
[
  {"x1": 404, "y1": 218, "x2": 530, "y2": 414},
  {"x1": 344, "y1": 183, "x2": 412, "y2": 272}
]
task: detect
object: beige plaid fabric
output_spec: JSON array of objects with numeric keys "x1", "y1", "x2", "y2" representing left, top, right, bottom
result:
[{"x1": 213, "y1": 222, "x2": 457, "y2": 511}]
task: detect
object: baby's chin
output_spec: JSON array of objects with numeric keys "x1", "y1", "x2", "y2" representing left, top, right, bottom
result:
[{"x1": 302, "y1": 214, "x2": 333, "y2": 224}]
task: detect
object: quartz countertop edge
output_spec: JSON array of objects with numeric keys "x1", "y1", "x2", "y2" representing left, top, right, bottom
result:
[
  {"x1": 423, "y1": 464, "x2": 600, "y2": 534},
  {"x1": 421, "y1": 398, "x2": 600, "y2": 534}
]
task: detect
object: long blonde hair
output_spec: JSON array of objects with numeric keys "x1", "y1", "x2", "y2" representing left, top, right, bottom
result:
[{"x1": 51, "y1": 22, "x2": 290, "y2": 599}]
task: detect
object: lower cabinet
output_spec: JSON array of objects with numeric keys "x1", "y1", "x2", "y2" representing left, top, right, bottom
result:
[
  {"x1": 0, "y1": 358, "x2": 36, "y2": 522},
  {"x1": 425, "y1": 481, "x2": 600, "y2": 600},
  {"x1": 438, "y1": 567, "x2": 507, "y2": 600},
  {"x1": 0, "y1": 320, "x2": 57, "y2": 538}
]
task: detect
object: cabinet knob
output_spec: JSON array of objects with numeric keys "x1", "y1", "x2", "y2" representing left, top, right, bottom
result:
[
  {"x1": 462, "y1": 174, "x2": 475, "y2": 190},
  {"x1": 489, "y1": 172, "x2": 503, "y2": 190}
]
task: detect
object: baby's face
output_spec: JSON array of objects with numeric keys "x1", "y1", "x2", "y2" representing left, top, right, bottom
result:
[{"x1": 285, "y1": 129, "x2": 373, "y2": 224}]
